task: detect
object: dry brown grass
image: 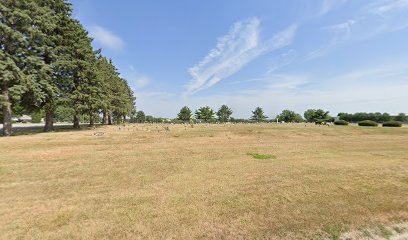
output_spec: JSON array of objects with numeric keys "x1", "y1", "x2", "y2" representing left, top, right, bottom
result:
[{"x1": 1, "y1": 123, "x2": 407, "y2": 239}]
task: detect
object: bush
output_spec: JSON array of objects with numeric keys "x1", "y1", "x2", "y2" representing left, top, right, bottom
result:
[
  {"x1": 334, "y1": 120, "x2": 349, "y2": 125},
  {"x1": 382, "y1": 120, "x2": 402, "y2": 127},
  {"x1": 358, "y1": 120, "x2": 378, "y2": 127},
  {"x1": 31, "y1": 112, "x2": 43, "y2": 123}
]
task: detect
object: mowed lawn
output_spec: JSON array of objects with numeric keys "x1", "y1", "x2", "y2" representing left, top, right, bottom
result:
[{"x1": 1, "y1": 124, "x2": 407, "y2": 239}]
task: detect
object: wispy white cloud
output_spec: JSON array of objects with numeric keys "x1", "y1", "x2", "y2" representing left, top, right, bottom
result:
[
  {"x1": 318, "y1": 0, "x2": 349, "y2": 16},
  {"x1": 305, "y1": 19, "x2": 356, "y2": 59},
  {"x1": 184, "y1": 18, "x2": 297, "y2": 95},
  {"x1": 123, "y1": 65, "x2": 151, "y2": 89},
  {"x1": 90, "y1": 25, "x2": 125, "y2": 52},
  {"x1": 264, "y1": 49, "x2": 297, "y2": 75},
  {"x1": 367, "y1": 0, "x2": 408, "y2": 15},
  {"x1": 307, "y1": 0, "x2": 408, "y2": 60}
]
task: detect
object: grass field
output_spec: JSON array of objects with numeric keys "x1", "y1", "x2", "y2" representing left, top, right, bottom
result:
[{"x1": 1, "y1": 123, "x2": 408, "y2": 239}]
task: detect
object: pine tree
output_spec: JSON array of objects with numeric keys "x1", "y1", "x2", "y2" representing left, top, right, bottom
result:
[
  {"x1": 1, "y1": 1, "x2": 136, "y2": 134},
  {"x1": 195, "y1": 106, "x2": 215, "y2": 122},
  {"x1": 251, "y1": 107, "x2": 268, "y2": 122},
  {"x1": 59, "y1": 19, "x2": 99, "y2": 129},
  {"x1": 216, "y1": 105, "x2": 233, "y2": 122},
  {"x1": 29, "y1": 0, "x2": 75, "y2": 132},
  {"x1": 0, "y1": 0, "x2": 50, "y2": 136},
  {"x1": 177, "y1": 106, "x2": 192, "y2": 122}
]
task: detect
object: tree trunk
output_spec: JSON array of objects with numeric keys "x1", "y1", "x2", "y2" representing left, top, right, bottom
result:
[
  {"x1": 108, "y1": 115, "x2": 112, "y2": 125},
  {"x1": 43, "y1": 103, "x2": 54, "y2": 132},
  {"x1": 89, "y1": 112, "x2": 94, "y2": 127},
  {"x1": 73, "y1": 115, "x2": 80, "y2": 129},
  {"x1": 102, "y1": 111, "x2": 109, "y2": 125},
  {"x1": 1, "y1": 84, "x2": 12, "y2": 136}
]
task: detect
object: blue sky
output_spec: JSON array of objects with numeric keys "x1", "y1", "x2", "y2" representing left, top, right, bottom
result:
[{"x1": 70, "y1": 0, "x2": 408, "y2": 118}]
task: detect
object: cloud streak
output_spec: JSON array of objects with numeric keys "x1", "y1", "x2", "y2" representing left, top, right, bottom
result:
[
  {"x1": 307, "y1": 0, "x2": 408, "y2": 60},
  {"x1": 90, "y1": 25, "x2": 125, "y2": 52},
  {"x1": 318, "y1": 0, "x2": 349, "y2": 16},
  {"x1": 368, "y1": 0, "x2": 408, "y2": 15},
  {"x1": 185, "y1": 18, "x2": 297, "y2": 95}
]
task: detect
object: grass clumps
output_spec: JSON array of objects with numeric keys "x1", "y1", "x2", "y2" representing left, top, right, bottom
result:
[
  {"x1": 247, "y1": 153, "x2": 276, "y2": 160},
  {"x1": 334, "y1": 120, "x2": 349, "y2": 126},
  {"x1": 382, "y1": 120, "x2": 402, "y2": 127},
  {"x1": 358, "y1": 120, "x2": 378, "y2": 127}
]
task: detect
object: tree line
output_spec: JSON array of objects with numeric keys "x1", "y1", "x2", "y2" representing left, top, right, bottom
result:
[
  {"x1": 1, "y1": 0, "x2": 136, "y2": 136},
  {"x1": 337, "y1": 112, "x2": 407, "y2": 123},
  {"x1": 134, "y1": 106, "x2": 407, "y2": 124}
]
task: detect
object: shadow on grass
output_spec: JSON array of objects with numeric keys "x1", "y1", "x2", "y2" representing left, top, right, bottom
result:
[{"x1": 0, "y1": 124, "x2": 104, "y2": 137}]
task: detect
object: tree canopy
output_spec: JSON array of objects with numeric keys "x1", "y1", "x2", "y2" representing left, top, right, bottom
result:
[
  {"x1": 277, "y1": 110, "x2": 303, "y2": 123},
  {"x1": 338, "y1": 112, "x2": 393, "y2": 123},
  {"x1": 304, "y1": 109, "x2": 330, "y2": 123},
  {"x1": 0, "y1": 0, "x2": 136, "y2": 136},
  {"x1": 251, "y1": 107, "x2": 268, "y2": 122},
  {"x1": 216, "y1": 105, "x2": 233, "y2": 122},
  {"x1": 195, "y1": 106, "x2": 215, "y2": 122},
  {"x1": 177, "y1": 106, "x2": 192, "y2": 122}
]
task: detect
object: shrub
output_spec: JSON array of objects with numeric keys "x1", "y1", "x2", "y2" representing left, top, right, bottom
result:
[
  {"x1": 382, "y1": 120, "x2": 402, "y2": 127},
  {"x1": 358, "y1": 120, "x2": 378, "y2": 127},
  {"x1": 31, "y1": 112, "x2": 43, "y2": 123},
  {"x1": 334, "y1": 120, "x2": 349, "y2": 126}
]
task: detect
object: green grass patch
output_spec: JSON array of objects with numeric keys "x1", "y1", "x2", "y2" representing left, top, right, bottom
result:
[{"x1": 247, "y1": 153, "x2": 276, "y2": 160}]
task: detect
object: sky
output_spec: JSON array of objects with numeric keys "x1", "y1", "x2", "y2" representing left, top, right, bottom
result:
[{"x1": 70, "y1": 0, "x2": 408, "y2": 118}]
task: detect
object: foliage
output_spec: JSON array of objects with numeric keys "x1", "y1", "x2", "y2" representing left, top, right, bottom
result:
[
  {"x1": 216, "y1": 105, "x2": 233, "y2": 122},
  {"x1": 334, "y1": 120, "x2": 349, "y2": 125},
  {"x1": 304, "y1": 109, "x2": 330, "y2": 122},
  {"x1": 135, "y1": 111, "x2": 146, "y2": 123},
  {"x1": 277, "y1": 109, "x2": 303, "y2": 123},
  {"x1": 358, "y1": 120, "x2": 378, "y2": 127},
  {"x1": 230, "y1": 118, "x2": 252, "y2": 123},
  {"x1": 31, "y1": 111, "x2": 43, "y2": 123},
  {"x1": 382, "y1": 120, "x2": 402, "y2": 127},
  {"x1": 177, "y1": 106, "x2": 192, "y2": 122},
  {"x1": 0, "y1": 0, "x2": 136, "y2": 135},
  {"x1": 338, "y1": 112, "x2": 392, "y2": 123},
  {"x1": 54, "y1": 106, "x2": 75, "y2": 123},
  {"x1": 195, "y1": 106, "x2": 215, "y2": 122},
  {"x1": 251, "y1": 107, "x2": 268, "y2": 122},
  {"x1": 393, "y1": 113, "x2": 407, "y2": 122}
]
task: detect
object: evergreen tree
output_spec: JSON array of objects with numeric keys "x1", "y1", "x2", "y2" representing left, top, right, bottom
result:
[
  {"x1": 177, "y1": 106, "x2": 192, "y2": 122},
  {"x1": 0, "y1": 0, "x2": 52, "y2": 136},
  {"x1": 34, "y1": 0, "x2": 74, "y2": 131},
  {"x1": 1, "y1": 0, "x2": 136, "y2": 134},
  {"x1": 96, "y1": 56, "x2": 117, "y2": 124},
  {"x1": 251, "y1": 107, "x2": 268, "y2": 122},
  {"x1": 60, "y1": 19, "x2": 99, "y2": 129},
  {"x1": 216, "y1": 105, "x2": 233, "y2": 122},
  {"x1": 195, "y1": 106, "x2": 214, "y2": 122}
]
